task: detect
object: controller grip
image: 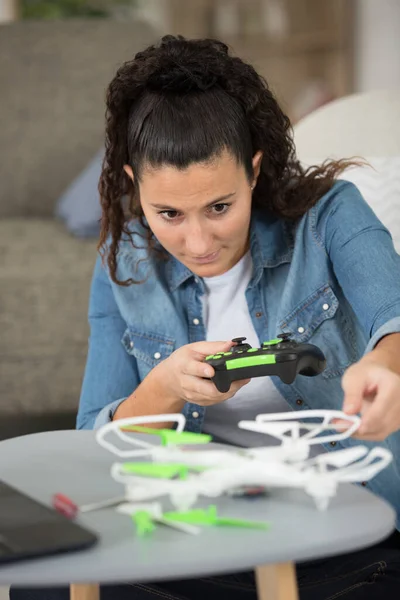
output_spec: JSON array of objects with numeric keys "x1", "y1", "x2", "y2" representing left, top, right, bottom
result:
[
  {"x1": 278, "y1": 362, "x2": 298, "y2": 385},
  {"x1": 211, "y1": 372, "x2": 231, "y2": 393},
  {"x1": 297, "y1": 348, "x2": 326, "y2": 377}
]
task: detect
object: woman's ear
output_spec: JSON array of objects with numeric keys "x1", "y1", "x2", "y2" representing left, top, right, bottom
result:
[
  {"x1": 252, "y1": 151, "x2": 263, "y2": 186},
  {"x1": 123, "y1": 165, "x2": 134, "y2": 181}
]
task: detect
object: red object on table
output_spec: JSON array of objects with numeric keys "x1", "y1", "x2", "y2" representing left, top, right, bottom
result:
[{"x1": 52, "y1": 493, "x2": 79, "y2": 519}]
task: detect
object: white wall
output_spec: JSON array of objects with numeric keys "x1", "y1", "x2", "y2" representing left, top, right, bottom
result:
[
  {"x1": 130, "y1": 0, "x2": 171, "y2": 33},
  {"x1": 0, "y1": 0, "x2": 18, "y2": 22},
  {"x1": 354, "y1": 0, "x2": 400, "y2": 92}
]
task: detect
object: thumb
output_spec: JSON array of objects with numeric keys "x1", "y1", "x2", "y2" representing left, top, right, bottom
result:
[
  {"x1": 341, "y1": 365, "x2": 367, "y2": 414},
  {"x1": 191, "y1": 340, "x2": 234, "y2": 357}
]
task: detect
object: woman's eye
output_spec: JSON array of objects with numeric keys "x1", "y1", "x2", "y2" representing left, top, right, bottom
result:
[
  {"x1": 159, "y1": 203, "x2": 230, "y2": 222},
  {"x1": 160, "y1": 210, "x2": 180, "y2": 220},
  {"x1": 210, "y1": 203, "x2": 230, "y2": 215}
]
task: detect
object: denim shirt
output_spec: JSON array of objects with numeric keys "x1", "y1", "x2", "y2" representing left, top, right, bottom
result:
[{"x1": 78, "y1": 180, "x2": 400, "y2": 528}]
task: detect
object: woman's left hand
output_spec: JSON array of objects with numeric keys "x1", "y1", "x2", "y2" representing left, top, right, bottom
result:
[{"x1": 341, "y1": 360, "x2": 400, "y2": 441}]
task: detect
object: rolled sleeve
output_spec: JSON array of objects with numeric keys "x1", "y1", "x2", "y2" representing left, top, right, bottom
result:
[
  {"x1": 364, "y1": 316, "x2": 400, "y2": 355},
  {"x1": 93, "y1": 397, "x2": 127, "y2": 429}
]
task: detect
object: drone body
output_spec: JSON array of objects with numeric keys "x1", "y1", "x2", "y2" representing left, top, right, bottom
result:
[{"x1": 96, "y1": 410, "x2": 392, "y2": 522}]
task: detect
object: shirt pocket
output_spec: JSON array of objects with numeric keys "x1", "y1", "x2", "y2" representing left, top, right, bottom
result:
[
  {"x1": 279, "y1": 284, "x2": 358, "y2": 379},
  {"x1": 121, "y1": 328, "x2": 175, "y2": 381}
]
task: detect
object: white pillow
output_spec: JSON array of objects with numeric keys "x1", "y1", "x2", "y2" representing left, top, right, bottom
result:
[
  {"x1": 302, "y1": 156, "x2": 400, "y2": 253},
  {"x1": 55, "y1": 148, "x2": 103, "y2": 238}
]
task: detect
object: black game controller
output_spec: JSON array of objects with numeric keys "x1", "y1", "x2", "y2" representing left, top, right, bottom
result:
[{"x1": 204, "y1": 334, "x2": 326, "y2": 392}]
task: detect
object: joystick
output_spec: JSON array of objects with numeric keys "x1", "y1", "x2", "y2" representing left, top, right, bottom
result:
[
  {"x1": 277, "y1": 332, "x2": 292, "y2": 342},
  {"x1": 204, "y1": 335, "x2": 326, "y2": 392},
  {"x1": 231, "y1": 337, "x2": 252, "y2": 352}
]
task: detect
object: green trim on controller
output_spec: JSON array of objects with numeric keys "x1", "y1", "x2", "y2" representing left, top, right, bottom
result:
[
  {"x1": 226, "y1": 354, "x2": 276, "y2": 370},
  {"x1": 205, "y1": 351, "x2": 232, "y2": 360},
  {"x1": 206, "y1": 338, "x2": 283, "y2": 361},
  {"x1": 262, "y1": 338, "x2": 281, "y2": 346}
]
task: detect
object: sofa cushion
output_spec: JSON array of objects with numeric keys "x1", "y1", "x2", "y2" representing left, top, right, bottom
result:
[
  {"x1": 0, "y1": 20, "x2": 156, "y2": 218},
  {"x1": 0, "y1": 219, "x2": 97, "y2": 416}
]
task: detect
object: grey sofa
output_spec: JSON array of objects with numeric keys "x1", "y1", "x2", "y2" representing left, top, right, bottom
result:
[{"x1": 0, "y1": 20, "x2": 156, "y2": 438}]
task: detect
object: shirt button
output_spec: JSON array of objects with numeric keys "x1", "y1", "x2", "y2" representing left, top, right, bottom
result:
[
  {"x1": 154, "y1": 352, "x2": 161, "y2": 360},
  {"x1": 330, "y1": 441, "x2": 337, "y2": 447},
  {"x1": 192, "y1": 411, "x2": 199, "y2": 418},
  {"x1": 255, "y1": 312, "x2": 263, "y2": 318},
  {"x1": 322, "y1": 303, "x2": 329, "y2": 311},
  {"x1": 130, "y1": 341, "x2": 134, "y2": 348},
  {"x1": 361, "y1": 481, "x2": 367, "y2": 487},
  {"x1": 297, "y1": 326, "x2": 305, "y2": 334},
  {"x1": 296, "y1": 399, "x2": 303, "y2": 406},
  {"x1": 193, "y1": 318, "x2": 200, "y2": 325}
]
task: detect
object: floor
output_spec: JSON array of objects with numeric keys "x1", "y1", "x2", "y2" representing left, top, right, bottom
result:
[{"x1": 0, "y1": 588, "x2": 8, "y2": 599}]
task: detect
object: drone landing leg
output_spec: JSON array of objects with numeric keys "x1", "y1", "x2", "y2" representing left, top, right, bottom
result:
[{"x1": 255, "y1": 562, "x2": 298, "y2": 600}]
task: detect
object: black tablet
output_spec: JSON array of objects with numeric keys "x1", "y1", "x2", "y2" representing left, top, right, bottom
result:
[{"x1": 0, "y1": 480, "x2": 98, "y2": 564}]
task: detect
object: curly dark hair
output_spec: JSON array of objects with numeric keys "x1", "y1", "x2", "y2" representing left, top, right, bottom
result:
[{"x1": 99, "y1": 35, "x2": 359, "y2": 286}]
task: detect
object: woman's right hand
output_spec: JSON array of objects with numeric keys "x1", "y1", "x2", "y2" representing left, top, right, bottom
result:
[{"x1": 154, "y1": 340, "x2": 250, "y2": 407}]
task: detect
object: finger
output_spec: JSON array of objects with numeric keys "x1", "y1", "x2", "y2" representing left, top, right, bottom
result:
[
  {"x1": 351, "y1": 430, "x2": 388, "y2": 442},
  {"x1": 358, "y1": 411, "x2": 394, "y2": 439},
  {"x1": 183, "y1": 377, "x2": 251, "y2": 405},
  {"x1": 215, "y1": 379, "x2": 251, "y2": 403},
  {"x1": 227, "y1": 379, "x2": 251, "y2": 396},
  {"x1": 357, "y1": 376, "x2": 398, "y2": 436},
  {"x1": 341, "y1": 404, "x2": 391, "y2": 440},
  {"x1": 341, "y1": 365, "x2": 372, "y2": 414},
  {"x1": 206, "y1": 378, "x2": 251, "y2": 403},
  {"x1": 182, "y1": 376, "x2": 223, "y2": 403},
  {"x1": 330, "y1": 418, "x2": 354, "y2": 432},
  {"x1": 182, "y1": 359, "x2": 215, "y2": 379}
]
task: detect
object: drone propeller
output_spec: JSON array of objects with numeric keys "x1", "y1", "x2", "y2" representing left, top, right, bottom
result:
[
  {"x1": 255, "y1": 409, "x2": 359, "y2": 426},
  {"x1": 248, "y1": 410, "x2": 361, "y2": 445},
  {"x1": 238, "y1": 421, "x2": 301, "y2": 436},
  {"x1": 96, "y1": 413, "x2": 187, "y2": 457},
  {"x1": 303, "y1": 446, "x2": 369, "y2": 469},
  {"x1": 328, "y1": 447, "x2": 393, "y2": 482}
]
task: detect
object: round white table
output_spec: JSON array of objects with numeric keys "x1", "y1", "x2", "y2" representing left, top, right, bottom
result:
[{"x1": 0, "y1": 430, "x2": 396, "y2": 600}]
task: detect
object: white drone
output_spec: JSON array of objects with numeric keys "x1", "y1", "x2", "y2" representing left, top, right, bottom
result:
[{"x1": 96, "y1": 410, "x2": 392, "y2": 523}]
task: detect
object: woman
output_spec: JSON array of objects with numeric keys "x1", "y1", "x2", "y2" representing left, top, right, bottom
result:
[{"x1": 12, "y1": 35, "x2": 400, "y2": 600}]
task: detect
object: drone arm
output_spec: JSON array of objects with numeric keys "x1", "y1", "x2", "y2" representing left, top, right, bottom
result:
[
  {"x1": 326, "y1": 447, "x2": 393, "y2": 482},
  {"x1": 254, "y1": 410, "x2": 361, "y2": 445},
  {"x1": 96, "y1": 414, "x2": 186, "y2": 457}
]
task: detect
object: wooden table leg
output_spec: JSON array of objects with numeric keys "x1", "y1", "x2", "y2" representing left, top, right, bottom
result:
[
  {"x1": 70, "y1": 583, "x2": 100, "y2": 600},
  {"x1": 255, "y1": 562, "x2": 299, "y2": 600}
]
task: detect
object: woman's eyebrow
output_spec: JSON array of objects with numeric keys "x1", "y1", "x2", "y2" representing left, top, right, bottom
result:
[{"x1": 150, "y1": 192, "x2": 236, "y2": 210}]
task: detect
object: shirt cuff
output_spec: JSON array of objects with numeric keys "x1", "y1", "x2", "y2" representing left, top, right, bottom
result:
[
  {"x1": 364, "y1": 316, "x2": 400, "y2": 355},
  {"x1": 93, "y1": 397, "x2": 127, "y2": 429}
]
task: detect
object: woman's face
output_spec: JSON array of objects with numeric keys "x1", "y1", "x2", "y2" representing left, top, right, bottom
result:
[{"x1": 124, "y1": 150, "x2": 262, "y2": 277}]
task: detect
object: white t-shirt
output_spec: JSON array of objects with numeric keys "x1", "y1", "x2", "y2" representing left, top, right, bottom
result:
[{"x1": 201, "y1": 251, "x2": 292, "y2": 447}]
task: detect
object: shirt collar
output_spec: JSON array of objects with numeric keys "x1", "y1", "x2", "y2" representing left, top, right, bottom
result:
[{"x1": 248, "y1": 208, "x2": 294, "y2": 286}]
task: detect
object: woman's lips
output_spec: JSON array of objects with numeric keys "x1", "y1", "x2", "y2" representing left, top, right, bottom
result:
[{"x1": 190, "y1": 250, "x2": 220, "y2": 264}]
